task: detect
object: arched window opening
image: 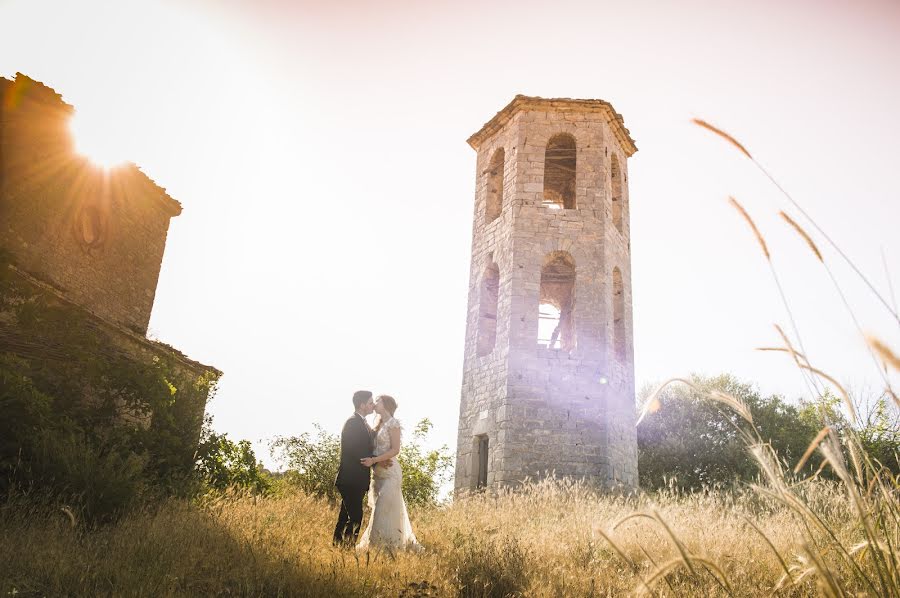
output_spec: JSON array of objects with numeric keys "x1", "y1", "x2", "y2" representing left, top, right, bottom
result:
[
  {"x1": 485, "y1": 148, "x2": 504, "y2": 223},
  {"x1": 612, "y1": 267, "x2": 625, "y2": 361},
  {"x1": 476, "y1": 261, "x2": 500, "y2": 356},
  {"x1": 538, "y1": 303, "x2": 562, "y2": 347},
  {"x1": 542, "y1": 134, "x2": 576, "y2": 209},
  {"x1": 611, "y1": 154, "x2": 623, "y2": 233},
  {"x1": 538, "y1": 252, "x2": 575, "y2": 350},
  {"x1": 74, "y1": 202, "x2": 107, "y2": 249}
]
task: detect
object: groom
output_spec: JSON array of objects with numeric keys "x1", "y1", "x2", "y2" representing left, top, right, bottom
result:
[{"x1": 333, "y1": 390, "x2": 390, "y2": 546}]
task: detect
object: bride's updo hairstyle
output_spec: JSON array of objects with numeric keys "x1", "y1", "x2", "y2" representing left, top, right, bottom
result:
[{"x1": 374, "y1": 394, "x2": 398, "y2": 432}]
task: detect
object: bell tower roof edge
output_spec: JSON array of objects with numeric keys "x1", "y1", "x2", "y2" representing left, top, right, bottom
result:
[{"x1": 466, "y1": 95, "x2": 638, "y2": 156}]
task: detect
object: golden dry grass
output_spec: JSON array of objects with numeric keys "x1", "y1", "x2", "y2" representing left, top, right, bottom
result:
[{"x1": 0, "y1": 478, "x2": 884, "y2": 597}]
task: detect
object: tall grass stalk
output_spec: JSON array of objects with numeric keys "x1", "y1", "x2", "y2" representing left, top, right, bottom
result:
[
  {"x1": 694, "y1": 118, "x2": 900, "y2": 327},
  {"x1": 625, "y1": 118, "x2": 900, "y2": 596},
  {"x1": 728, "y1": 197, "x2": 824, "y2": 400},
  {"x1": 779, "y1": 210, "x2": 898, "y2": 408}
]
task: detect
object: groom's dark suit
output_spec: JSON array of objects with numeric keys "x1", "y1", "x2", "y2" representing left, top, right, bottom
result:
[{"x1": 333, "y1": 412, "x2": 374, "y2": 545}]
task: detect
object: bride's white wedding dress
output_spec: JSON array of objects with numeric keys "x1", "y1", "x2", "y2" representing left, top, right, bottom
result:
[{"x1": 357, "y1": 417, "x2": 421, "y2": 551}]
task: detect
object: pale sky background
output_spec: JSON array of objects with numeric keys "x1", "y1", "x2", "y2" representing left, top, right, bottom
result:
[{"x1": 2, "y1": 0, "x2": 898, "y2": 470}]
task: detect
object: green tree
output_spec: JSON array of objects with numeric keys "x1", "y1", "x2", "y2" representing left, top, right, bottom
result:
[
  {"x1": 270, "y1": 418, "x2": 453, "y2": 507},
  {"x1": 637, "y1": 373, "x2": 822, "y2": 490},
  {"x1": 855, "y1": 392, "x2": 900, "y2": 474},
  {"x1": 269, "y1": 424, "x2": 341, "y2": 500},
  {"x1": 398, "y1": 419, "x2": 455, "y2": 507},
  {"x1": 195, "y1": 416, "x2": 270, "y2": 493},
  {"x1": 798, "y1": 388, "x2": 900, "y2": 475}
]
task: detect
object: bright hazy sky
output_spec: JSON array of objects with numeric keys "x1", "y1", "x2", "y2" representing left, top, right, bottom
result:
[{"x1": 2, "y1": 0, "x2": 898, "y2": 467}]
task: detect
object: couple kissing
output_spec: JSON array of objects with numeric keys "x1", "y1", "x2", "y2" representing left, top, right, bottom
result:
[{"x1": 333, "y1": 390, "x2": 420, "y2": 551}]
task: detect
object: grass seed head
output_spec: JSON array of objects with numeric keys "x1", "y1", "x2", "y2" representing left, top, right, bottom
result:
[
  {"x1": 866, "y1": 336, "x2": 900, "y2": 372},
  {"x1": 729, "y1": 197, "x2": 770, "y2": 260},
  {"x1": 780, "y1": 211, "x2": 823, "y2": 262},
  {"x1": 692, "y1": 118, "x2": 753, "y2": 159}
]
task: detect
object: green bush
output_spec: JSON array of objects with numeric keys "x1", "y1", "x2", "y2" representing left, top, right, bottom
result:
[
  {"x1": 26, "y1": 429, "x2": 148, "y2": 525},
  {"x1": 0, "y1": 360, "x2": 53, "y2": 480},
  {"x1": 270, "y1": 424, "x2": 341, "y2": 500},
  {"x1": 1, "y1": 358, "x2": 149, "y2": 524},
  {"x1": 195, "y1": 415, "x2": 270, "y2": 494}
]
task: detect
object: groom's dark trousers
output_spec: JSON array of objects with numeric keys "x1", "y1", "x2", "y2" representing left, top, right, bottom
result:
[{"x1": 333, "y1": 413, "x2": 374, "y2": 546}]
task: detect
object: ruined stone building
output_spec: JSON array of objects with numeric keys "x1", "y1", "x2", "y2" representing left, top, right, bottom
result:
[
  {"x1": 0, "y1": 73, "x2": 218, "y2": 443},
  {"x1": 455, "y1": 96, "x2": 639, "y2": 493}
]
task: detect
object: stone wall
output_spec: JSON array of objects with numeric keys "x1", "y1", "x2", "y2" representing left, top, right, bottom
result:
[
  {"x1": 456, "y1": 97, "x2": 639, "y2": 494},
  {"x1": 0, "y1": 72, "x2": 218, "y2": 452},
  {"x1": 0, "y1": 73, "x2": 181, "y2": 335}
]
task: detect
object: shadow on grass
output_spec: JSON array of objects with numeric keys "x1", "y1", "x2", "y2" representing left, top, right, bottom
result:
[{"x1": 0, "y1": 498, "x2": 383, "y2": 597}]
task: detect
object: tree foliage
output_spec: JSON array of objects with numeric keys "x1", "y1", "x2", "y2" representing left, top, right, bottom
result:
[
  {"x1": 855, "y1": 393, "x2": 900, "y2": 472},
  {"x1": 637, "y1": 374, "x2": 821, "y2": 489},
  {"x1": 270, "y1": 424, "x2": 341, "y2": 499},
  {"x1": 797, "y1": 387, "x2": 900, "y2": 474},
  {"x1": 637, "y1": 373, "x2": 900, "y2": 490},
  {"x1": 195, "y1": 415, "x2": 270, "y2": 494},
  {"x1": 270, "y1": 418, "x2": 453, "y2": 507},
  {"x1": 397, "y1": 419, "x2": 455, "y2": 507}
]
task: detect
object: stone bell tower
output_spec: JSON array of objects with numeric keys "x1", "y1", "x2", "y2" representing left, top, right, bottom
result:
[{"x1": 455, "y1": 95, "x2": 639, "y2": 494}]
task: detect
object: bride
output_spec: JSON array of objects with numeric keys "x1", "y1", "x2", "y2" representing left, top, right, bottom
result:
[{"x1": 357, "y1": 394, "x2": 421, "y2": 551}]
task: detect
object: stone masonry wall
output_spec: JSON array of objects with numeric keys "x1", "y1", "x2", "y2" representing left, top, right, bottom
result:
[
  {"x1": 456, "y1": 98, "x2": 638, "y2": 494},
  {"x1": 0, "y1": 74, "x2": 181, "y2": 335},
  {"x1": 455, "y1": 120, "x2": 517, "y2": 489}
]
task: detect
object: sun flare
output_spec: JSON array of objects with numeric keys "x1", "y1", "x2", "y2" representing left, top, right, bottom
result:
[{"x1": 69, "y1": 110, "x2": 127, "y2": 169}]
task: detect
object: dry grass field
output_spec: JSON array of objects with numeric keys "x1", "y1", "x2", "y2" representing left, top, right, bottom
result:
[{"x1": 0, "y1": 473, "x2": 894, "y2": 597}]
